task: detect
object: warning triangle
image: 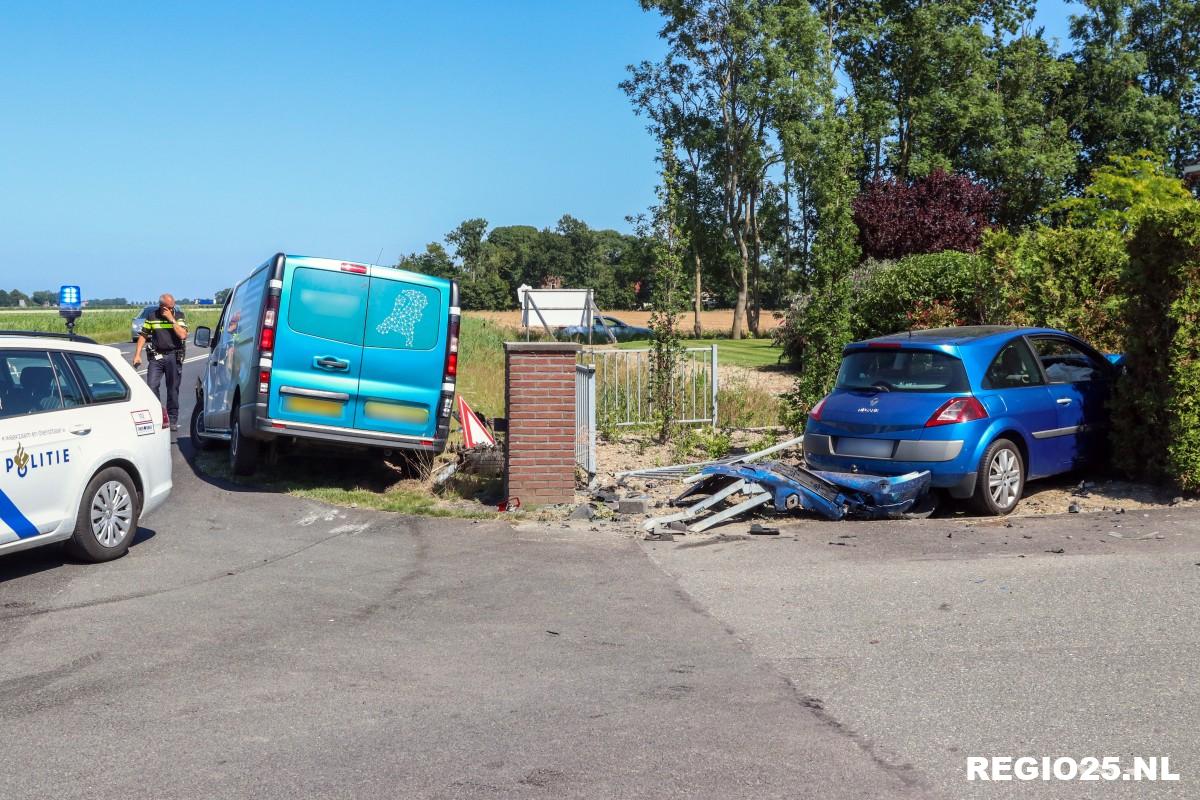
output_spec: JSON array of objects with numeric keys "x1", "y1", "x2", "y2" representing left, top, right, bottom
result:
[{"x1": 457, "y1": 395, "x2": 496, "y2": 449}]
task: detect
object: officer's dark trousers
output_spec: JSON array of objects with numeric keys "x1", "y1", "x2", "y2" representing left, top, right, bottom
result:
[{"x1": 146, "y1": 355, "x2": 181, "y2": 424}]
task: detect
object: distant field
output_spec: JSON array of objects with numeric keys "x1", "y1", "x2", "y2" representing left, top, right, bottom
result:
[
  {"x1": 615, "y1": 336, "x2": 784, "y2": 369},
  {"x1": 0, "y1": 307, "x2": 221, "y2": 344},
  {"x1": 469, "y1": 308, "x2": 783, "y2": 335}
]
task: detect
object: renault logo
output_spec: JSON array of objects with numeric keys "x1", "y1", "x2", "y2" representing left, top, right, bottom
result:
[{"x1": 869, "y1": 396, "x2": 880, "y2": 407}]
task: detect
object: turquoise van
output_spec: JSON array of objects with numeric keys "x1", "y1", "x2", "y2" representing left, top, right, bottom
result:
[{"x1": 190, "y1": 253, "x2": 460, "y2": 474}]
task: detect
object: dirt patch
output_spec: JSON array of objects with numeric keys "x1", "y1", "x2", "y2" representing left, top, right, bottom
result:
[
  {"x1": 470, "y1": 308, "x2": 784, "y2": 335},
  {"x1": 1012, "y1": 475, "x2": 1197, "y2": 516}
]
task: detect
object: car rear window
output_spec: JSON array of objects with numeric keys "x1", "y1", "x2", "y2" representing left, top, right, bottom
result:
[
  {"x1": 836, "y1": 348, "x2": 969, "y2": 393},
  {"x1": 287, "y1": 267, "x2": 368, "y2": 345},
  {"x1": 364, "y1": 280, "x2": 442, "y2": 350}
]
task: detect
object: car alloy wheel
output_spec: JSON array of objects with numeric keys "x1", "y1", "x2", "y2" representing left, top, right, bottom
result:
[
  {"x1": 90, "y1": 480, "x2": 133, "y2": 548},
  {"x1": 988, "y1": 447, "x2": 1021, "y2": 510}
]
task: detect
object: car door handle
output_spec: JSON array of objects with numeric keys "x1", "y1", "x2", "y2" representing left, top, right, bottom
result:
[
  {"x1": 314, "y1": 356, "x2": 350, "y2": 372},
  {"x1": 69, "y1": 425, "x2": 91, "y2": 436},
  {"x1": 1056, "y1": 398, "x2": 1072, "y2": 406}
]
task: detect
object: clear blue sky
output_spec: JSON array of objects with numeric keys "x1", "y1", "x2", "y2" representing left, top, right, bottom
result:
[{"x1": 0, "y1": 0, "x2": 1073, "y2": 301}]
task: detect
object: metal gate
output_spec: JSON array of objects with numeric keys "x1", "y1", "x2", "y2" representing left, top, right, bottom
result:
[
  {"x1": 574, "y1": 363, "x2": 596, "y2": 476},
  {"x1": 578, "y1": 345, "x2": 719, "y2": 429}
]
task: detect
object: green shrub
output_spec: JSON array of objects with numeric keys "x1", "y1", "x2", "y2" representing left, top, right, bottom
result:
[
  {"x1": 1110, "y1": 206, "x2": 1200, "y2": 491},
  {"x1": 849, "y1": 251, "x2": 998, "y2": 340},
  {"x1": 985, "y1": 227, "x2": 1128, "y2": 352}
]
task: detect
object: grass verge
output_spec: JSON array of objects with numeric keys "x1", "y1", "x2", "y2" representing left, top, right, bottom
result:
[
  {"x1": 616, "y1": 336, "x2": 785, "y2": 369},
  {"x1": 194, "y1": 450, "x2": 498, "y2": 519},
  {"x1": 0, "y1": 307, "x2": 222, "y2": 344}
]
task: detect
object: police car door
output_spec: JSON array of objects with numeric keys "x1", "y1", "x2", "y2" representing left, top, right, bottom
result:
[{"x1": 0, "y1": 349, "x2": 88, "y2": 543}]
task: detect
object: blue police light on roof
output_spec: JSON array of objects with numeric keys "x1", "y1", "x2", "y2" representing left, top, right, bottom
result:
[{"x1": 59, "y1": 285, "x2": 82, "y2": 308}]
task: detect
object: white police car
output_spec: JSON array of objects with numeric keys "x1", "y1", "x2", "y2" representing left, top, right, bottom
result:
[{"x1": 0, "y1": 332, "x2": 172, "y2": 562}]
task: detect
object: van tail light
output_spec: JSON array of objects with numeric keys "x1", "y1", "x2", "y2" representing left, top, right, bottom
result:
[
  {"x1": 162, "y1": 406, "x2": 170, "y2": 429},
  {"x1": 260, "y1": 295, "x2": 280, "y2": 353},
  {"x1": 809, "y1": 394, "x2": 829, "y2": 421},
  {"x1": 258, "y1": 369, "x2": 271, "y2": 395},
  {"x1": 444, "y1": 314, "x2": 460, "y2": 383},
  {"x1": 925, "y1": 396, "x2": 988, "y2": 427}
]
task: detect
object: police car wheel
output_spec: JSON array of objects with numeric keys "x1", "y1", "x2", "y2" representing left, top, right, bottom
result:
[
  {"x1": 67, "y1": 467, "x2": 140, "y2": 563},
  {"x1": 229, "y1": 416, "x2": 259, "y2": 476},
  {"x1": 190, "y1": 400, "x2": 217, "y2": 451}
]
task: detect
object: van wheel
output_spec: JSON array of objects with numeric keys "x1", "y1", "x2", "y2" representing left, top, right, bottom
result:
[
  {"x1": 229, "y1": 416, "x2": 259, "y2": 476},
  {"x1": 190, "y1": 399, "x2": 217, "y2": 451},
  {"x1": 972, "y1": 438, "x2": 1024, "y2": 516},
  {"x1": 66, "y1": 467, "x2": 140, "y2": 562}
]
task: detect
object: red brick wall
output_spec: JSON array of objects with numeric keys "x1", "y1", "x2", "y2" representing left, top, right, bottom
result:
[{"x1": 504, "y1": 342, "x2": 581, "y2": 505}]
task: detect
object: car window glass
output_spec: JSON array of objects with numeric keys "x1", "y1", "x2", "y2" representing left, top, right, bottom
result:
[
  {"x1": 983, "y1": 340, "x2": 1044, "y2": 389},
  {"x1": 836, "y1": 349, "x2": 970, "y2": 393},
  {"x1": 70, "y1": 354, "x2": 130, "y2": 402},
  {"x1": 49, "y1": 351, "x2": 86, "y2": 408},
  {"x1": 364, "y1": 279, "x2": 441, "y2": 351},
  {"x1": 0, "y1": 351, "x2": 63, "y2": 417},
  {"x1": 288, "y1": 267, "x2": 368, "y2": 346},
  {"x1": 1030, "y1": 337, "x2": 1104, "y2": 383}
]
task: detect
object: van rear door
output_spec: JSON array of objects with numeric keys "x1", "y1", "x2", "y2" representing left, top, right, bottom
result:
[
  {"x1": 354, "y1": 267, "x2": 451, "y2": 440},
  {"x1": 269, "y1": 258, "x2": 368, "y2": 429}
]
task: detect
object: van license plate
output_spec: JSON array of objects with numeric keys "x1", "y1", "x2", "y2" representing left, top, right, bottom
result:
[{"x1": 283, "y1": 396, "x2": 344, "y2": 418}]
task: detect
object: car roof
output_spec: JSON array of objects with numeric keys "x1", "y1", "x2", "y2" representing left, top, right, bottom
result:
[
  {"x1": 857, "y1": 326, "x2": 1067, "y2": 348},
  {"x1": 0, "y1": 332, "x2": 121, "y2": 356}
]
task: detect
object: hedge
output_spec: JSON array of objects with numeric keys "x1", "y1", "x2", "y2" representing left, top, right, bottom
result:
[{"x1": 1110, "y1": 206, "x2": 1200, "y2": 491}]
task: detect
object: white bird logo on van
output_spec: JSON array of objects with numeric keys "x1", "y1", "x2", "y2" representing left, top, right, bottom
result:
[{"x1": 375, "y1": 289, "x2": 428, "y2": 347}]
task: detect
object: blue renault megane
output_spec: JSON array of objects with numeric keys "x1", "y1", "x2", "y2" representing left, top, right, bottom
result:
[{"x1": 803, "y1": 326, "x2": 1120, "y2": 515}]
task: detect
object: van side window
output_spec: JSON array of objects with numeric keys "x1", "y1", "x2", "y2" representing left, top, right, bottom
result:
[
  {"x1": 228, "y1": 267, "x2": 268, "y2": 346},
  {"x1": 365, "y1": 282, "x2": 442, "y2": 350},
  {"x1": 288, "y1": 268, "x2": 368, "y2": 345},
  {"x1": 983, "y1": 340, "x2": 1044, "y2": 389}
]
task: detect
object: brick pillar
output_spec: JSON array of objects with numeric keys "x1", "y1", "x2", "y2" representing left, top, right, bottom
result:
[{"x1": 504, "y1": 342, "x2": 581, "y2": 506}]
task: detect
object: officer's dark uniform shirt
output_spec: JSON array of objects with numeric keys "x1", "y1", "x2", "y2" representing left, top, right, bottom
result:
[{"x1": 140, "y1": 308, "x2": 188, "y2": 361}]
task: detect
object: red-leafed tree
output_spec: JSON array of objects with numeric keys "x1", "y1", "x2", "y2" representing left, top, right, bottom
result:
[{"x1": 852, "y1": 169, "x2": 995, "y2": 259}]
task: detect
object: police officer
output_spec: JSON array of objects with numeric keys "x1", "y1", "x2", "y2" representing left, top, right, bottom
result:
[{"x1": 132, "y1": 293, "x2": 188, "y2": 431}]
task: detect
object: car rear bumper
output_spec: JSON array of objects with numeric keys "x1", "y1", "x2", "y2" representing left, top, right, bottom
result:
[
  {"x1": 803, "y1": 432, "x2": 977, "y2": 498},
  {"x1": 803, "y1": 433, "x2": 963, "y2": 462}
]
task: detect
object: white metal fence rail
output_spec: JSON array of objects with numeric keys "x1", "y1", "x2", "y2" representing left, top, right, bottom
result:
[
  {"x1": 578, "y1": 346, "x2": 719, "y2": 430},
  {"x1": 574, "y1": 363, "x2": 596, "y2": 476}
]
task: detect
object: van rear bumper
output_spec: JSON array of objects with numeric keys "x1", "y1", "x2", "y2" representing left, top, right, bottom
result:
[{"x1": 253, "y1": 410, "x2": 446, "y2": 453}]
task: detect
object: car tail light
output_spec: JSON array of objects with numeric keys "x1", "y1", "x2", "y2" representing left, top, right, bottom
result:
[
  {"x1": 867, "y1": 342, "x2": 903, "y2": 349},
  {"x1": 925, "y1": 396, "x2": 987, "y2": 427},
  {"x1": 340, "y1": 263, "x2": 368, "y2": 274},
  {"x1": 258, "y1": 369, "x2": 271, "y2": 395},
  {"x1": 446, "y1": 352, "x2": 458, "y2": 377},
  {"x1": 809, "y1": 395, "x2": 829, "y2": 421},
  {"x1": 162, "y1": 406, "x2": 170, "y2": 429}
]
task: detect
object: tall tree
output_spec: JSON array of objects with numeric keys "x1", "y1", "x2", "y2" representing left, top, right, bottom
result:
[
  {"x1": 628, "y1": 0, "x2": 784, "y2": 339},
  {"x1": 1064, "y1": 0, "x2": 1180, "y2": 187}
]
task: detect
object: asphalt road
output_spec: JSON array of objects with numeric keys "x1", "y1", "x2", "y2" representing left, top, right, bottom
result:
[{"x1": 1, "y1": 341, "x2": 1197, "y2": 798}]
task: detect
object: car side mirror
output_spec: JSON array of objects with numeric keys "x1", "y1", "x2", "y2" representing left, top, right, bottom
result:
[{"x1": 193, "y1": 326, "x2": 212, "y2": 348}]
